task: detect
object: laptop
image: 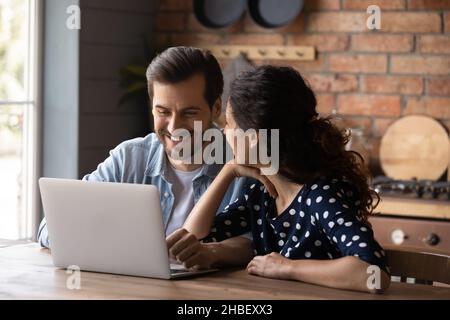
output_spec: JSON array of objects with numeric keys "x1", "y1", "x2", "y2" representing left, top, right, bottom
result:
[{"x1": 38, "y1": 177, "x2": 218, "y2": 279}]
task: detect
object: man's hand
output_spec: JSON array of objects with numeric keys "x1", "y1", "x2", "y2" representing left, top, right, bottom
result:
[
  {"x1": 166, "y1": 228, "x2": 216, "y2": 270},
  {"x1": 246, "y1": 252, "x2": 292, "y2": 280}
]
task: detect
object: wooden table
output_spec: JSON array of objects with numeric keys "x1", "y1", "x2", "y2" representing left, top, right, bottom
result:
[{"x1": 1, "y1": 243, "x2": 449, "y2": 300}]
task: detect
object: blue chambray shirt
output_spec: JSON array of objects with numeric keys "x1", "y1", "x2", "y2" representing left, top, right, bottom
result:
[{"x1": 37, "y1": 132, "x2": 247, "y2": 248}]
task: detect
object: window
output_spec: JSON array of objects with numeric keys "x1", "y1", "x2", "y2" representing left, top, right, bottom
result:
[{"x1": 0, "y1": 0, "x2": 40, "y2": 240}]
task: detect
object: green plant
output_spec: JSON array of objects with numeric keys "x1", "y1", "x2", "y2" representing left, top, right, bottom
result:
[
  {"x1": 119, "y1": 35, "x2": 161, "y2": 131},
  {"x1": 119, "y1": 64, "x2": 147, "y2": 106},
  {"x1": 119, "y1": 34, "x2": 157, "y2": 107}
]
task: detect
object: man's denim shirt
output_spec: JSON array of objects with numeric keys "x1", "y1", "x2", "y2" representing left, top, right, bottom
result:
[{"x1": 37, "y1": 133, "x2": 247, "y2": 248}]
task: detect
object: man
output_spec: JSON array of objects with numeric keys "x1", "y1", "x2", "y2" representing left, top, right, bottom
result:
[{"x1": 37, "y1": 46, "x2": 253, "y2": 269}]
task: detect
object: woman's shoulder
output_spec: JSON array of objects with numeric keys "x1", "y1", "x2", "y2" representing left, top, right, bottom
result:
[
  {"x1": 236, "y1": 179, "x2": 268, "y2": 202},
  {"x1": 301, "y1": 177, "x2": 358, "y2": 207}
]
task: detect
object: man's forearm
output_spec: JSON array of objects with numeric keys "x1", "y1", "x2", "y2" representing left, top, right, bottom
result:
[{"x1": 206, "y1": 236, "x2": 254, "y2": 268}]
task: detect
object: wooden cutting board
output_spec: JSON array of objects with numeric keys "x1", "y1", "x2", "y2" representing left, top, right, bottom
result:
[{"x1": 380, "y1": 115, "x2": 449, "y2": 180}]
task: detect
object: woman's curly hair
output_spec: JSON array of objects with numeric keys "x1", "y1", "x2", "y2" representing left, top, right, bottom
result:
[{"x1": 229, "y1": 65, "x2": 379, "y2": 222}]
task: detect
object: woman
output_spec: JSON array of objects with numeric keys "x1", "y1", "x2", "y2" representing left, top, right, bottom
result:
[{"x1": 183, "y1": 65, "x2": 390, "y2": 293}]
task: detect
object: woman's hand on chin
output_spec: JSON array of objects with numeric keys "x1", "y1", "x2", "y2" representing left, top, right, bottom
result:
[
  {"x1": 223, "y1": 163, "x2": 278, "y2": 199},
  {"x1": 246, "y1": 252, "x2": 292, "y2": 280}
]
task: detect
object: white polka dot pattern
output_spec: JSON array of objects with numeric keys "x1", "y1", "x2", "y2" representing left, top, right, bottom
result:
[{"x1": 204, "y1": 179, "x2": 388, "y2": 273}]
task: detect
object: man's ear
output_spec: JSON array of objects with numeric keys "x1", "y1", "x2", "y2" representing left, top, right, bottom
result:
[{"x1": 211, "y1": 97, "x2": 222, "y2": 121}]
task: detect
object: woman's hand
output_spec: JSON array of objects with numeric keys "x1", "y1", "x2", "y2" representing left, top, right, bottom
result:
[
  {"x1": 224, "y1": 163, "x2": 278, "y2": 199},
  {"x1": 246, "y1": 252, "x2": 292, "y2": 280}
]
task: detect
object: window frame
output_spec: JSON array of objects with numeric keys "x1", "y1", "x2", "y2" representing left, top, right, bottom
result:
[{"x1": 0, "y1": 0, "x2": 42, "y2": 240}]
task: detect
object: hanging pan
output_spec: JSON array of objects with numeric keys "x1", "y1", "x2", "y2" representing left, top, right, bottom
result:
[
  {"x1": 248, "y1": 0, "x2": 304, "y2": 28},
  {"x1": 193, "y1": 0, "x2": 247, "y2": 29}
]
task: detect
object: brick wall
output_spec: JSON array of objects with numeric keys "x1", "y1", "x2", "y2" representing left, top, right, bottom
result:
[{"x1": 153, "y1": 0, "x2": 450, "y2": 174}]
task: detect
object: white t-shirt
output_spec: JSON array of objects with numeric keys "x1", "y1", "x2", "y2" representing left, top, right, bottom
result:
[{"x1": 164, "y1": 165, "x2": 203, "y2": 236}]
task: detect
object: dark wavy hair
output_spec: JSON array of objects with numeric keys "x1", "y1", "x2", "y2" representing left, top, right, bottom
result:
[{"x1": 229, "y1": 65, "x2": 379, "y2": 221}]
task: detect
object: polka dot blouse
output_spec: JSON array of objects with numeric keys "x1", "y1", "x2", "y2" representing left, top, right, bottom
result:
[{"x1": 204, "y1": 177, "x2": 390, "y2": 274}]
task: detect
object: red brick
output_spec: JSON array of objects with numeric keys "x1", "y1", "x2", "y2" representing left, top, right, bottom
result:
[
  {"x1": 155, "y1": 13, "x2": 185, "y2": 31},
  {"x1": 243, "y1": 13, "x2": 305, "y2": 33},
  {"x1": 407, "y1": 0, "x2": 450, "y2": 9},
  {"x1": 306, "y1": 12, "x2": 367, "y2": 32},
  {"x1": 187, "y1": 14, "x2": 244, "y2": 33},
  {"x1": 343, "y1": 0, "x2": 406, "y2": 10},
  {"x1": 304, "y1": 0, "x2": 341, "y2": 11},
  {"x1": 382, "y1": 12, "x2": 441, "y2": 33},
  {"x1": 338, "y1": 95, "x2": 401, "y2": 117},
  {"x1": 288, "y1": 34, "x2": 349, "y2": 52},
  {"x1": 351, "y1": 34, "x2": 413, "y2": 53},
  {"x1": 228, "y1": 34, "x2": 284, "y2": 45},
  {"x1": 170, "y1": 33, "x2": 224, "y2": 46},
  {"x1": 329, "y1": 54, "x2": 387, "y2": 73},
  {"x1": 427, "y1": 78, "x2": 450, "y2": 95},
  {"x1": 305, "y1": 74, "x2": 358, "y2": 93},
  {"x1": 159, "y1": 0, "x2": 191, "y2": 11},
  {"x1": 404, "y1": 97, "x2": 450, "y2": 119},
  {"x1": 316, "y1": 94, "x2": 337, "y2": 114},
  {"x1": 418, "y1": 35, "x2": 450, "y2": 54},
  {"x1": 361, "y1": 75, "x2": 423, "y2": 95},
  {"x1": 391, "y1": 56, "x2": 450, "y2": 75},
  {"x1": 276, "y1": 14, "x2": 306, "y2": 33},
  {"x1": 373, "y1": 118, "x2": 396, "y2": 137}
]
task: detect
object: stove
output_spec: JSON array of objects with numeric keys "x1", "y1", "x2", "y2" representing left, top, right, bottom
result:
[
  {"x1": 369, "y1": 176, "x2": 450, "y2": 254},
  {"x1": 372, "y1": 176, "x2": 450, "y2": 201}
]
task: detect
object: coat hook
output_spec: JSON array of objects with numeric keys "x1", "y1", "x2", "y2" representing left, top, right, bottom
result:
[
  {"x1": 258, "y1": 49, "x2": 267, "y2": 56},
  {"x1": 222, "y1": 49, "x2": 230, "y2": 56},
  {"x1": 277, "y1": 50, "x2": 286, "y2": 56},
  {"x1": 295, "y1": 51, "x2": 304, "y2": 57}
]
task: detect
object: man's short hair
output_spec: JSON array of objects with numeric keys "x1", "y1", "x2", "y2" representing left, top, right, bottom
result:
[{"x1": 146, "y1": 46, "x2": 223, "y2": 109}]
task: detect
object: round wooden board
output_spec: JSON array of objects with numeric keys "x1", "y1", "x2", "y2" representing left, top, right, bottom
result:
[{"x1": 380, "y1": 115, "x2": 449, "y2": 180}]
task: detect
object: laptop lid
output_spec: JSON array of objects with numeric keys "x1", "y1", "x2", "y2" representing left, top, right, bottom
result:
[{"x1": 39, "y1": 178, "x2": 173, "y2": 279}]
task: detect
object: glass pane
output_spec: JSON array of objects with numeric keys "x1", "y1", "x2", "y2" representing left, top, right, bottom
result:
[
  {"x1": 0, "y1": 104, "x2": 24, "y2": 239},
  {"x1": 0, "y1": 0, "x2": 32, "y2": 240},
  {"x1": 0, "y1": 0, "x2": 28, "y2": 101}
]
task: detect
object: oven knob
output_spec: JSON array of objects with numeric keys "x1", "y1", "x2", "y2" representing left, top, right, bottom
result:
[
  {"x1": 391, "y1": 229, "x2": 406, "y2": 245},
  {"x1": 424, "y1": 233, "x2": 440, "y2": 246}
]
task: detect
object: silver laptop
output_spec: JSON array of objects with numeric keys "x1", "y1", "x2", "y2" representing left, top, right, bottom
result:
[{"x1": 38, "y1": 177, "x2": 217, "y2": 279}]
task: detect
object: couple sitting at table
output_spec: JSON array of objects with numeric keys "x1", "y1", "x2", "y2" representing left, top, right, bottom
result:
[{"x1": 37, "y1": 46, "x2": 390, "y2": 293}]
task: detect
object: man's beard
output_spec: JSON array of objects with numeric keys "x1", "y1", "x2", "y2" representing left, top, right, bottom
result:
[{"x1": 158, "y1": 120, "x2": 213, "y2": 162}]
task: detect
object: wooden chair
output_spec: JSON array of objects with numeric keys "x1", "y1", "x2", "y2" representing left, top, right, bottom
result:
[{"x1": 385, "y1": 247, "x2": 450, "y2": 285}]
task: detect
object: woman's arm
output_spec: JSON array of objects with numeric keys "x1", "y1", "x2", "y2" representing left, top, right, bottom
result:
[
  {"x1": 247, "y1": 253, "x2": 390, "y2": 294},
  {"x1": 184, "y1": 164, "x2": 277, "y2": 239},
  {"x1": 183, "y1": 165, "x2": 236, "y2": 239}
]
